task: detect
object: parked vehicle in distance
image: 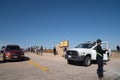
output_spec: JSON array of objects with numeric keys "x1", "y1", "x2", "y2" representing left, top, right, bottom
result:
[
  {"x1": 65, "y1": 41, "x2": 111, "y2": 66},
  {"x1": 0, "y1": 46, "x2": 5, "y2": 53},
  {"x1": 2, "y1": 45, "x2": 24, "y2": 61}
]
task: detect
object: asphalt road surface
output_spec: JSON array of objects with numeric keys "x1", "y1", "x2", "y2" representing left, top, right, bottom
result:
[{"x1": 0, "y1": 53, "x2": 120, "y2": 80}]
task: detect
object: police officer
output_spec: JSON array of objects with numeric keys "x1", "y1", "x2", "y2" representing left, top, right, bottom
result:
[{"x1": 96, "y1": 39, "x2": 108, "y2": 80}]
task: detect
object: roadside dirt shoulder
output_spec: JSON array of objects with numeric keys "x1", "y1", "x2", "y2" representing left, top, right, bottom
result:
[{"x1": 110, "y1": 52, "x2": 120, "y2": 58}]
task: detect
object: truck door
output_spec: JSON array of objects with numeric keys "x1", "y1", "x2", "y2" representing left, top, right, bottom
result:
[{"x1": 101, "y1": 42, "x2": 108, "y2": 60}]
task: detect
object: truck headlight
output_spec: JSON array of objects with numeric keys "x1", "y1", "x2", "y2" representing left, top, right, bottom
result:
[{"x1": 80, "y1": 52, "x2": 85, "y2": 56}]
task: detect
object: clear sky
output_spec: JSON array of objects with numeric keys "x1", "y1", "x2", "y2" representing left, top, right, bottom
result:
[{"x1": 0, "y1": 0, "x2": 120, "y2": 49}]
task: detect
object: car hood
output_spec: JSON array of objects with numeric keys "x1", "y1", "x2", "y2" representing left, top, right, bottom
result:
[{"x1": 5, "y1": 50, "x2": 23, "y2": 54}]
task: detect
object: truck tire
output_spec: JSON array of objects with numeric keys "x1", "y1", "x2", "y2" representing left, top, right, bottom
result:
[
  {"x1": 67, "y1": 60, "x2": 74, "y2": 64},
  {"x1": 84, "y1": 56, "x2": 91, "y2": 66}
]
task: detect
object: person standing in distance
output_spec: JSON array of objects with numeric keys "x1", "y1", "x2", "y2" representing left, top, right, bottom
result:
[
  {"x1": 53, "y1": 47, "x2": 57, "y2": 55},
  {"x1": 96, "y1": 39, "x2": 108, "y2": 80},
  {"x1": 116, "y1": 45, "x2": 120, "y2": 52},
  {"x1": 40, "y1": 46, "x2": 43, "y2": 55}
]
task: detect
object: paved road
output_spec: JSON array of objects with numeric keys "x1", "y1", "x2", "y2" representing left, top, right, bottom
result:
[{"x1": 0, "y1": 53, "x2": 120, "y2": 80}]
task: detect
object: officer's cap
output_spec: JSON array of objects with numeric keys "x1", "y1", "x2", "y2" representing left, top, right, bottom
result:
[{"x1": 97, "y1": 39, "x2": 102, "y2": 43}]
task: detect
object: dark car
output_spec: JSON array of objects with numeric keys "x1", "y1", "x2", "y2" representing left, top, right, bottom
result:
[
  {"x1": 0, "y1": 46, "x2": 5, "y2": 53},
  {"x1": 3, "y1": 45, "x2": 24, "y2": 61}
]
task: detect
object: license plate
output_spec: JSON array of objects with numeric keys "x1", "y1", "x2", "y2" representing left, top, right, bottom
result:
[
  {"x1": 68, "y1": 55, "x2": 72, "y2": 58},
  {"x1": 13, "y1": 56, "x2": 18, "y2": 58}
]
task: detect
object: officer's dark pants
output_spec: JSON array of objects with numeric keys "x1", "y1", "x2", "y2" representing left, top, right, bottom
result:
[{"x1": 96, "y1": 56, "x2": 104, "y2": 78}]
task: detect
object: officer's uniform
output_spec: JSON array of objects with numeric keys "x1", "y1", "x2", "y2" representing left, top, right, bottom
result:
[{"x1": 96, "y1": 39, "x2": 106, "y2": 79}]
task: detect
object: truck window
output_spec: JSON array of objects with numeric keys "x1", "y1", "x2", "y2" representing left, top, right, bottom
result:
[
  {"x1": 101, "y1": 43, "x2": 107, "y2": 50},
  {"x1": 76, "y1": 44, "x2": 95, "y2": 48}
]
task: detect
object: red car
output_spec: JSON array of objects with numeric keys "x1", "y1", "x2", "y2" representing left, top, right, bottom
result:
[{"x1": 3, "y1": 45, "x2": 24, "y2": 61}]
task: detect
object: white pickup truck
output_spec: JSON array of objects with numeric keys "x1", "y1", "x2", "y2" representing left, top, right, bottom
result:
[{"x1": 65, "y1": 41, "x2": 111, "y2": 66}]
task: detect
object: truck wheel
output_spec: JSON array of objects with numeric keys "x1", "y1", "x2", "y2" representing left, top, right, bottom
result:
[
  {"x1": 84, "y1": 56, "x2": 91, "y2": 66},
  {"x1": 67, "y1": 60, "x2": 73, "y2": 64}
]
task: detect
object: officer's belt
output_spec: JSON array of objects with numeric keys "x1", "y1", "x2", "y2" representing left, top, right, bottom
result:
[{"x1": 97, "y1": 52, "x2": 103, "y2": 57}]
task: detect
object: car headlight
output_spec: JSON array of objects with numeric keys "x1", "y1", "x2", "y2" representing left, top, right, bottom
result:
[
  {"x1": 21, "y1": 55, "x2": 24, "y2": 57},
  {"x1": 5, "y1": 52, "x2": 11, "y2": 57}
]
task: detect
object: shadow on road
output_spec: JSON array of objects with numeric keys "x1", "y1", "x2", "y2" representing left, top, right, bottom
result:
[
  {"x1": 23, "y1": 56, "x2": 30, "y2": 61},
  {"x1": 0, "y1": 56, "x2": 30, "y2": 64},
  {"x1": 68, "y1": 61, "x2": 98, "y2": 67},
  {"x1": 68, "y1": 61, "x2": 107, "y2": 67},
  {"x1": 68, "y1": 61, "x2": 85, "y2": 66},
  {"x1": 114, "y1": 76, "x2": 120, "y2": 80}
]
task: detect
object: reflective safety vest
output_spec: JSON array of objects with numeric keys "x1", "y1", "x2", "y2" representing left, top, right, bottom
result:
[{"x1": 97, "y1": 52, "x2": 103, "y2": 57}]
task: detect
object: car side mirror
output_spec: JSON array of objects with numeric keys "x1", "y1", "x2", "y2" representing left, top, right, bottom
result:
[{"x1": 0, "y1": 50, "x2": 4, "y2": 53}]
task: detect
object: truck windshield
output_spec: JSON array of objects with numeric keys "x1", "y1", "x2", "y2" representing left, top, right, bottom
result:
[{"x1": 75, "y1": 44, "x2": 95, "y2": 48}]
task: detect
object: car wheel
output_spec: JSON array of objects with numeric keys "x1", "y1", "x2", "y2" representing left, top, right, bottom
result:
[
  {"x1": 3, "y1": 59, "x2": 7, "y2": 62},
  {"x1": 84, "y1": 56, "x2": 91, "y2": 66},
  {"x1": 21, "y1": 57, "x2": 25, "y2": 61},
  {"x1": 67, "y1": 60, "x2": 74, "y2": 64}
]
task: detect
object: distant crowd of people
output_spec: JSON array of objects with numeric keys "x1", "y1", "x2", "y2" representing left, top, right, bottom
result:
[
  {"x1": 27, "y1": 46, "x2": 43, "y2": 55},
  {"x1": 26, "y1": 46, "x2": 68, "y2": 56}
]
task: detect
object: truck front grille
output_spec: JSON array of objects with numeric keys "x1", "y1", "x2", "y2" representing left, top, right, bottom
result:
[{"x1": 66, "y1": 50, "x2": 78, "y2": 58}]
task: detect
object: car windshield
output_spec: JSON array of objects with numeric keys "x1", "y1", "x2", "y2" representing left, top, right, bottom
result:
[
  {"x1": 75, "y1": 43, "x2": 95, "y2": 48},
  {"x1": 6, "y1": 46, "x2": 20, "y2": 50}
]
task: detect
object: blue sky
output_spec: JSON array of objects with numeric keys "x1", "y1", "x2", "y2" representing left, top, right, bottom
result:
[{"x1": 0, "y1": 0, "x2": 120, "y2": 49}]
